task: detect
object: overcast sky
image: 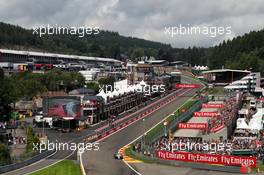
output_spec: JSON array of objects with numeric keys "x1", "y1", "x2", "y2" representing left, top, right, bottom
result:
[{"x1": 0, "y1": 0, "x2": 264, "y2": 48}]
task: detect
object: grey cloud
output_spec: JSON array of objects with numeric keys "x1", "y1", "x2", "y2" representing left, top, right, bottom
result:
[{"x1": 0, "y1": 0, "x2": 264, "y2": 47}]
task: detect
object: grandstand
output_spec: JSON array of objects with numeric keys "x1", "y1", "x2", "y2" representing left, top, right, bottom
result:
[{"x1": 0, "y1": 49, "x2": 122, "y2": 66}]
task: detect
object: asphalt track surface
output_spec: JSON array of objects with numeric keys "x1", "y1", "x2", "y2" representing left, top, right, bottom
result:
[
  {"x1": 3, "y1": 76, "x2": 200, "y2": 175},
  {"x1": 82, "y1": 76, "x2": 200, "y2": 175},
  {"x1": 2, "y1": 77, "x2": 193, "y2": 175}
]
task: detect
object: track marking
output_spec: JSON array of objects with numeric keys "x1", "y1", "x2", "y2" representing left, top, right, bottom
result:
[
  {"x1": 119, "y1": 147, "x2": 142, "y2": 163},
  {"x1": 120, "y1": 78, "x2": 206, "y2": 175},
  {"x1": 96, "y1": 88, "x2": 193, "y2": 142}
]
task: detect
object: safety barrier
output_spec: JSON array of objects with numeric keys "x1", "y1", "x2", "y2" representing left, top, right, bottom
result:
[
  {"x1": 0, "y1": 150, "x2": 55, "y2": 174},
  {"x1": 144, "y1": 97, "x2": 208, "y2": 145},
  {"x1": 129, "y1": 149, "x2": 243, "y2": 174}
]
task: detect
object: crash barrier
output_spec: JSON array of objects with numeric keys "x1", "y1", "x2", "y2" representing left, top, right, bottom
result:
[
  {"x1": 95, "y1": 89, "x2": 183, "y2": 137},
  {"x1": 0, "y1": 150, "x2": 55, "y2": 174},
  {"x1": 208, "y1": 91, "x2": 237, "y2": 101},
  {"x1": 130, "y1": 150, "x2": 245, "y2": 174},
  {"x1": 145, "y1": 97, "x2": 208, "y2": 145}
]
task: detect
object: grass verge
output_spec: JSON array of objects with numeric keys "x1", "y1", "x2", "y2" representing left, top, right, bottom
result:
[
  {"x1": 29, "y1": 160, "x2": 82, "y2": 175},
  {"x1": 125, "y1": 145, "x2": 155, "y2": 164},
  {"x1": 145, "y1": 99, "x2": 198, "y2": 141}
]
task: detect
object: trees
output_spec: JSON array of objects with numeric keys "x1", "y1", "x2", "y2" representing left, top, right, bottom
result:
[
  {"x1": 0, "y1": 70, "x2": 86, "y2": 121},
  {"x1": 98, "y1": 76, "x2": 115, "y2": 87},
  {"x1": 1, "y1": 22, "x2": 264, "y2": 71},
  {"x1": 0, "y1": 22, "x2": 171, "y2": 61},
  {"x1": 86, "y1": 82, "x2": 100, "y2": 92},
  {"x1": 0, "y1": 68, "x2": 4, "y2": 80},
  {"x1": 131, "y1": 48, "x2": 145, "y2": 60},
  {"x1": 0, "y1": 143, "x2": 11, "y2": 165},
  {"x1": 26, "y1": 126, "x2": 39, "y2": 153}
]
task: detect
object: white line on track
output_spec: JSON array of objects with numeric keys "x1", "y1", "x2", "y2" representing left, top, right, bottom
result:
[{"x1": 119, "y1": 90, "x2": 196, "y2": 175}]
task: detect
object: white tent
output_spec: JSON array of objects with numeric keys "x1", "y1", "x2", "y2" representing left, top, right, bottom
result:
[
  {"x1": 236, "y1": 118, "x2": 250, "y2": 130},
  {"x1": 106, "y1": 91, "x2": 113, "y2": 98},
  {"x1": 139, "y1": 80, "x2": 147, "y2": 86},
  {"x1": 114, "y1": 79, "x2": 128, "y2": 91},
  {"x1": 135, "y1": 84, "x2": 142, "y2": 92},
  {"x1": 96, "y1": 90, "x2": 107, "y2": 102},
  {"x1": 249, "y1": 108, "x2": 264, "y2": 131},
  {"x1": 249, "y1": 118, "x2": 262, "y2": 131},
  {"x1": 118, "y1": 88, "x2": 125, "y2": 95},
  {"x1": 112, "y1": 89, "x2": 119, "y2": 97},
  {"x1": 236, "y1": 108, "x2": 264, "y2": 131},
  {"x1": 124, "y1": 86, "x2": 130, "y2": 93},
  {"x1": 127, "y1": 85, "x2": 134, "y2": 92},
  {"x1": 132, "y1": 84, "x2": 138, "y2": 92}
]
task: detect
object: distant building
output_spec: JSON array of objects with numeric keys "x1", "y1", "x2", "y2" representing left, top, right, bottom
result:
[
  {"x1": 170, "y1": 61, "x2": 189, "y2": 69},
  {"x1": 0, "y1": 49, "x2": 121, "y2": 64},
  {"x1": 193, "y1": 65, "x2": 209, "y2": 71},
  {"x1": 127, "y1": 63, "x2": 154, "y2": 84},
  {"x1": 202, "y1": 69, "x2": 250, "y2": 85},
  {"x1": 79, "y1": 69, "x2": 100, "y2": 82},
  {"x1": 145, "y1": 60, "x2": 169, "y2": 66},
  {"x1": 0, "y1": 49, "x2": 122, "y2": 72},
  {"x1": 69, "y1": 88, "x2": 96, "y2": 98},
  {"x1": 224, "y1": 72, "x2": 264, "y2": 95}
]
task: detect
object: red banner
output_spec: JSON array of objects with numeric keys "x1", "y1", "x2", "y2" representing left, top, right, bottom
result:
[
  {"x1": 175, "y1": 84, "x2": 200, "y2": 88},
  {"x1": 178, "y1": 123, "x2": 206, "y2": 129},
  {"x1": 210, "y1": 124, "x2": 225, "y2": 133},
  {"x1": 194, "y1": 112, "x2": 218, "y2": 117},
  {"x1": 202, "y1": 104, "x2": 224, "y2": 108},
  {"x1": 156, "y1": 150, "x2": 256, "y2": 167}
]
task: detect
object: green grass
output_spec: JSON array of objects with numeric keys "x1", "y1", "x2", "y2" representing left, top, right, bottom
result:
[
  {"x1": 30, "y1": 160, "x2": 82, "y2": 175},
  {"x1": 125, "y1": 145, "x2": 155, "y2": 164},
  {"x1": 207, "y1": 87, "x2": 225, "y2": 95},
  {"x1": 145, "y1": 99, "x2": 198, "y2": 141},
  {"x1": 255, "y1": 164, "x2": 264, "y2": 172}
]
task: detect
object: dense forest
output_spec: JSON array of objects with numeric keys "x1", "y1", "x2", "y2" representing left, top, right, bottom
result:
[
  {"x1": 171, "y1": 29, "x2": 264, "y2": 72},
  {"x1": 0, "y1": 22, "x2": 172, "y2": 61},
  {"x1": 1, "y1": 22, "x2": 264, "y2": 72}
]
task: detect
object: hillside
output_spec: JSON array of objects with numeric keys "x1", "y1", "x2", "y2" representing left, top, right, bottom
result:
[
  {"x1": 174, "y1": 29, "x2": 264, "y2": 73},
  {"x1": 209, "y1": 30, "x2": 264, "y2": 71},
  {"x1": 0, "y1": 22, "x2": 172, "y2": 60},
  {"x1": 1, "y1": 22, "x2": 264, "y2": 73}
]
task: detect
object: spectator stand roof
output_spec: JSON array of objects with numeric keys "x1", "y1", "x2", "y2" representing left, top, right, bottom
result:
[
  {"x1": 69, "y1": 88, "x2": 95, "y2": 96},
  {"x1": 173, "y1": 101, "x2": 224, "y2": 138},
  {"x1": 0, "y1": 49, "x2": 121, "y2": 63},
  {"x1": 202, "y1": 69, "x2": 250, "y2": 74},
  {"x1": 237, "y1": 108, "x2": 264, "y2": 131},
  {"x1": 173, "y1": 108, "x2": 217, "y2": 138}
]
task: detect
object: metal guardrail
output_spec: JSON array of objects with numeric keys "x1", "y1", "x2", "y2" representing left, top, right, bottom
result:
[
  {"x1": 96, "y1": 90, "x2": 179, "y2": 136},
  {"x1": 130, "y1": 150, "x2": 243, "y2": 174},
  {"x1": 128, "y1": 75, "x2": 246, "y2": 173},
  {"x1": 0, "y1": 150, "x2": 55, "y2": 174},
  {"x1": 145, "y1": 97, "x2": 208, "y2": 145}
]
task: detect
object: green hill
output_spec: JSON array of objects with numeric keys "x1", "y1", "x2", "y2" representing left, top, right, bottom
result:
[
  {"x1": 1, "y1": 21, "x2": 264, "y2": 72},
  {"x1": 0, "y1": 22, "x2": 171, "y2": 60},
  {"x1": 173, "y1": 29, "x2": 264, "y2": 73}
]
